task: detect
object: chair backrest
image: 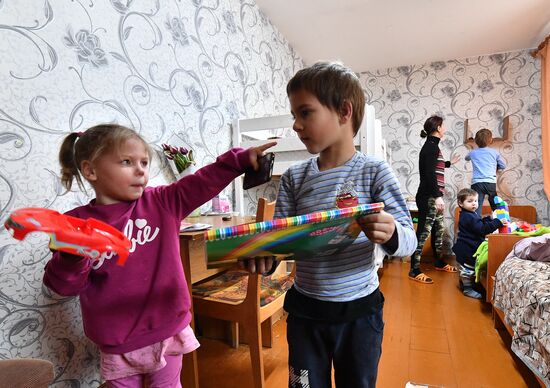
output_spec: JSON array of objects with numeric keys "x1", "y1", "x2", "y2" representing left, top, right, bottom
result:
[
  {"x1": 249, "y1": 198, "x2": 277, "y2": 304},
  {"x1": 255, "y1": 198, "x2": 276, "y2": 222}
]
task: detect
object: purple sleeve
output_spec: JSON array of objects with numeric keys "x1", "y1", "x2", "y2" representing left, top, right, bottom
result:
[
  {"x1": 43, "y1": 252, "x2": 92, "y2": 296},
  {"x1": 155, "y1": 147, "x2": 252, "y2": 219}
]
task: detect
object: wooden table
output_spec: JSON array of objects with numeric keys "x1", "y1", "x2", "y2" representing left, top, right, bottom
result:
[{"x1": 179, "y1": 215, "x2": 255, "y2": 388}]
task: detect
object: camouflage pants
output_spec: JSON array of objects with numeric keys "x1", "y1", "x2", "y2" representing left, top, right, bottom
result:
[{"x1": 410, "y1": 197, "x2": 445, "y2": 274}]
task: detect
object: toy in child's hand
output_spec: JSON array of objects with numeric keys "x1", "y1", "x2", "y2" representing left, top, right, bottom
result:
[
  {"x1": 493, "y1": 196, "x2": 511, "y2": 233},
  {"x1": 4, "y1": 208, "x2": 131, "y2": 265},
  {"x1": 243, "y1": 152, "x2": 275, "y2": 190}
]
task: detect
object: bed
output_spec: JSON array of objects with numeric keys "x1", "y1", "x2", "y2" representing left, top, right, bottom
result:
[
  {"x1": 231, "y1": 104, "x2": 389, "y2": 215},
  {"x1": 487, "y1": 233, "x2": 549, "y2": 387},
  {"x1": 231, "y1": 105, "x2": 390, "y2": 270}
]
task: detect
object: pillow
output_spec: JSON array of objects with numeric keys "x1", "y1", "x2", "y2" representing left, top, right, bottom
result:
[{"x1": 511, "y1": 234, "x2": 550, "y2": 262}]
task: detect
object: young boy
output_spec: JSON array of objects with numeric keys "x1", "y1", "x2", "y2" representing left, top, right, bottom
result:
[
  {"x1": 465, "y1": 128, "x2": 506, "y2": 216},
  {"x1": 268, "y1": 61, "x2": 416, "y2": 388},
  {"x1": 452, "y1": 188, "x2": 504, "y2": 299}
]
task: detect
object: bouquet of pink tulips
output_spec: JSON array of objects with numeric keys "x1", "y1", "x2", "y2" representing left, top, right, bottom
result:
[{"x1": 162, "y1": 143, "x2": 195, "y2": 173}]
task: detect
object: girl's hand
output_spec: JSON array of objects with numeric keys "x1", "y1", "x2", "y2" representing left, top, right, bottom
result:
[
  {"x1": 434, "y1": 197, "x2": 445, "y2": 213},
  {"x1": 450, "y1": 154, "x2": 461, "y2": 165},
  {"x1": 248, "y1": 142, "x2": 277, "y2": 170},
  {"x1": 357, "y1": 210, "x2": 396, "y2": 244}
]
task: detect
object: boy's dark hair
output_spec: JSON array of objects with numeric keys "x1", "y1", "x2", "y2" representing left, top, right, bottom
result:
[
  {"x1": 286, "y1": 61, "x2": 365, "y2": 135},
  {"x1": 475, "y1": 128, "x2": 492, "y2": 147},
  {"x1": 59, "y1": 124, "x2": 151, "y2": 192},
  {"x1": 457, "y1": 188, "x2": 478, "y2": 205},
  {"x1": 420, "y1": 115, "x2": 443, "y2": 138}
]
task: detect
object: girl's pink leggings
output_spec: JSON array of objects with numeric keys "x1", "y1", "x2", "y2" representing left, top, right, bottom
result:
[{"x1": 107, "y1": 354, "x2": 183, "y2": 388}]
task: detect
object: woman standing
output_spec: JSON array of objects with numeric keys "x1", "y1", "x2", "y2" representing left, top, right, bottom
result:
[{"x1": 409, "y1": 115, "x2": 459, "y2": 284}]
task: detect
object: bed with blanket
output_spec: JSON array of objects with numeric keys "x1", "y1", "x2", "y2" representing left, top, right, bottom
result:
[{"x1": 492, "y1": 234, "x2": 550, "y2": 387}]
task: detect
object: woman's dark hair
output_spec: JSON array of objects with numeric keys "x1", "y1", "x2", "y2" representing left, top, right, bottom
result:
[
  {"x1": 59, "y1": 124, "x2": 151, "y2": 192},
  {"x1": 420, "y1": 115, "x2": 443, "y2": 138}
]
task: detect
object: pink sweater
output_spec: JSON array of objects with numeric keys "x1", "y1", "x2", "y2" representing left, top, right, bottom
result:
[{"x1": 44, "y1": 148, "x2": 250, "y2": 354}]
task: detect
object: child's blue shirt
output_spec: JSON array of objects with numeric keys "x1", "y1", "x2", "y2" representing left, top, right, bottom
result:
[{"x1": 465, "y1": 147, "x2": 506, "y2": 184}]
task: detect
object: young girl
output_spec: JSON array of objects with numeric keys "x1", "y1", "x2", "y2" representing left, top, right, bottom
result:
[
  {"x1": 465, "y1": 128, "x2": 506, "y2": 216},
  {"x1": 43, "y1": 124, "x2": 274, "y2": 387},
  {"x1": 409, "y1": 115, "x2": 460, "y2": 284},
  {"x1": 452, "y1": 188, "x2": 504, "y2": 299}
]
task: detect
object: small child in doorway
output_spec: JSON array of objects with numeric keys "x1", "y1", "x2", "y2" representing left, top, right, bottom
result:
[
  {"x1": 452, "y1": 188, "x2": 505, "y2": 299},
  {"x1": 43, "y1": 124, "x2": 274, "y2": 387},
  {"x1": 465, "y1": 128, "x2": 506, "y2": 216}
]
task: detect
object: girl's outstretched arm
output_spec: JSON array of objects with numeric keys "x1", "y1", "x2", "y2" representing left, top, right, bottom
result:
[{"x1": 156, "y1": 142, "x2": 276, "y2": 219}]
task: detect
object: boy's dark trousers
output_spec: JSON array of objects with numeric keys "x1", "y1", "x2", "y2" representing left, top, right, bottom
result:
[
  {"x1": 471, "y1": 182, "x2": 497, "y2": 216},
  {"x1": 286, "y1": 306, "x2": 384, "y2": 388}
]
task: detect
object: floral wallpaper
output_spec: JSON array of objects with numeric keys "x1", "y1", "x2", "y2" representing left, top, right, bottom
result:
[
  {"x1": 0, "y1": 0, "x2": 301, "y2": 385},
  {"x1": 358, "y1": 50, "x2": 548, "y2": 251},
  {"x1": 0, "y1": 0, "x2": 546, "y2": 384}
]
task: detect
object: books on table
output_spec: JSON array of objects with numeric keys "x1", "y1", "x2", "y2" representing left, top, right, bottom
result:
[
  {"x1": 180, "y1": 222, "x2": 212, "y2": 232},
  {"x1": 204, "y1": 203, "x2": 384, "y2": 268}
]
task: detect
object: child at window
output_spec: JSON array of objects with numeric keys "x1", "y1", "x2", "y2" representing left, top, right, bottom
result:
[
  {"x1": 452, "y1": 188, "x2": 505, "y2": 299},
  {"x1": 465, "y1": 128, "x2": 506, "y2": 216},
  {"x1": 44, "y1": 124, "x2": 274, "y2": 387}
]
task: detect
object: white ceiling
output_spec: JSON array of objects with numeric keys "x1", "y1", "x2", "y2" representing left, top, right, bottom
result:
[{"x1": 256, "y1": 0, "x2": 550, "y2": 72}]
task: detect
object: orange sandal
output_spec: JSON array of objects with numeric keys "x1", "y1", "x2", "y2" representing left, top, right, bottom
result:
[
  {"x1": 408, "y1": 273, "x2": 433, "y2": 284},
  {"x1": 435, "y1": 264, "x2": 457, "y2": 273}
]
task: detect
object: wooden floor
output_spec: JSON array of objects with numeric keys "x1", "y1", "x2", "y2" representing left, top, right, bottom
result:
[{"x1": 195, "y1": 260, "x2": 539, "y2": 387}]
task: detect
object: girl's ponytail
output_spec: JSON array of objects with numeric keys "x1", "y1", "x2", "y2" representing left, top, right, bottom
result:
[
  {"x1": 59, "y1": 132, "x2": 84, "y2": 192},
  {"x1": 58, "y1": 124, "x2": 151, "y2": 194}
]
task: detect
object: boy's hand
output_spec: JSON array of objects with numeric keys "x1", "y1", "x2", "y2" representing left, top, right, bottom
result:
[
  {"x1": 248, "y1": 142, "x2": 277, "y2": 170},
  {"x1": 238, "y1": 256, "x2": 274, "y2": 274},
  {"x1": 500, "y1": 218, "x2": 510, "y2": 226},
  {"x1": 357, "y1": 210, "x2": 396, "y2": 244}
]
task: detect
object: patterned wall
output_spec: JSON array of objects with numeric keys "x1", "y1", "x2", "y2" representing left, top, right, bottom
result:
[
  {"x1": 0, "y1": 0, "x2": 301, "y2": 385},
  {"x1": 358, "y1": 50, "x2": 548, "y2": 250},
  {"x1": 0, "y1": 1, "x2": 547, "y2": 384}
]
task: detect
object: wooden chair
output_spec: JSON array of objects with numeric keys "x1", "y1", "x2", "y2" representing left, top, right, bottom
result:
[{"x1": 192, "y1": 198, "x2": 294, "y2": 388}]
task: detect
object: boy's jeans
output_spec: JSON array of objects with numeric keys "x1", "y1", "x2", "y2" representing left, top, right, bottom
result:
[
  {"x1": 287, "y1": 308, "x2": 384, "y2": 388},
  {"x1": 471, "y1": 182, "x2": 497, "y2": 216}
]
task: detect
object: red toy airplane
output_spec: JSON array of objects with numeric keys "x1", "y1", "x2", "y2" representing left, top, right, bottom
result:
[{"x1": 4, "y1": 208, "x2": 131, "y2": 265}]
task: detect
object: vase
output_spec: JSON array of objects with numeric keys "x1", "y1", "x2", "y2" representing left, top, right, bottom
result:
[{"x1": 176, "y1": 165, "x2": 196, "y2": 180}]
